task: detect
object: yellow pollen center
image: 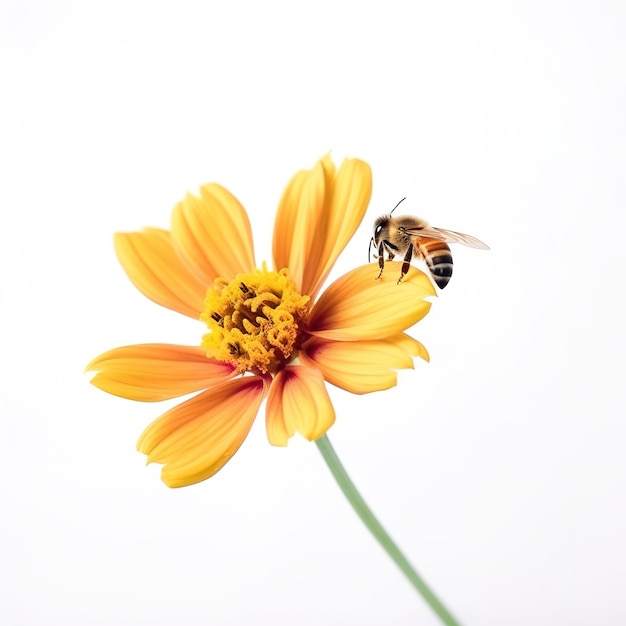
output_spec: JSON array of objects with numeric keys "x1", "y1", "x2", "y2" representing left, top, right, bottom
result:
[{"x1": 200, "y1": 265, "x2": 310, "y2": 374}]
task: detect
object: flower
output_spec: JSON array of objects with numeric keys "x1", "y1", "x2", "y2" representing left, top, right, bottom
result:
[{"x1": 86, "y1": 155, "x2": 435, "y2": 488}]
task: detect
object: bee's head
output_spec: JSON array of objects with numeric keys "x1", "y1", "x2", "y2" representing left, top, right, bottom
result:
[
  {"x1": 369, "y1": 215, "x2": 392, "y2": 262},
  {"x1": 372, "y1": 215, "x2": 391, "y2": 247},
  {"x1": 372, "y1": 198, "x2": 406, "y2": 245},
  {"x1": 369, "y1": 199, "x2": 406, "y2": 262}
]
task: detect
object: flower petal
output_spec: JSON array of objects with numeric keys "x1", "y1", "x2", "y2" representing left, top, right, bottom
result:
[
  {"x1": 266, "y1": 366, "x2": 335, "y2": 446},
  {"x1": 171, "y1": 183, "x2": 255, "y2": 285},
  {"x1": 307, "y1": 263, "x2": 436, "y2": 341},
  {"x1": 272, "y1": 155, "x2": 372, "y2": 299},
  {"x1": 114, "y1": 229, "x2": 207, "y2": 318},
  {"x1": 85, "y1": 344, "x2": 236, "y2": 401},
  {"x1": 394, "y1": 333, "x2": 430, "y2": 362},
  {"x1": 300, "y1": 334, "x2": 428, "y2": 394},
  {"x1": 272, "y1": 159, "x2": 327, "y2": 294},
  {"x1": 137, "y1": 376, "x2": 268, "y2": 488},
  {"x1": 307, "y1": 157, "x2": 372, "y2": 299}
]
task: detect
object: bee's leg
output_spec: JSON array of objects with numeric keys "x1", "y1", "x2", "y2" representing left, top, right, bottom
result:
[
  {"x1": 376, "y1": 242, "x2": 386, "y2": 279},
  {"x1": 398, "y1": 246, "x2": 413, "y2": 284}
]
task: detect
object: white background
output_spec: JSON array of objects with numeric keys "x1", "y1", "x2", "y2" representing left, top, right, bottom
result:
[{"x1": 1, "y1": 1, "x2": 625, "y2": 624}]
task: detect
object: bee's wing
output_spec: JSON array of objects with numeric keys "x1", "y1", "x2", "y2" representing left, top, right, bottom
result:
[{"x1": 403, "y1": 226, "x2": 490, "y2": 249}]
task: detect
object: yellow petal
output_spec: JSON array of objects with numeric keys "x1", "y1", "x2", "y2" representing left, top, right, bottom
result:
[
  {"x1": 171, "y1": 183, "x2": 255, "y2": 285},
  {"x1": 394, "y1": 332, "x2": 430, "y2": 362},
  {"x1": 272, "y1": 155, "x2": 372, "y2": 300},
  {"x1": 114, "y1": 229, "x2": 207, "y2": 318},
  {"x1": 307, "y1": 157, "x2": 372, "y2": 299},
  {"x1": 300, "y1": 334, "x2": 428, "y2": 394},
  {"x1": 272, "y1": 159, "x2": 327, "y2": 294},
  {"x1": 266, "y1": 366, "x2": 335, "y2": 446},
  {"x1": 137, "y1": 376, "x2": 268, "y2": 488},
  {"x1": 85, "y1": 344, "x2": 236, "y2": 401},
  {"x1": 308, "y1": 263, "x2": 436, "y2": 341}
]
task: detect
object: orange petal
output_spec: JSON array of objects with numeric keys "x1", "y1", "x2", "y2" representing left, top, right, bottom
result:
[
  {"x1": 137, "y1": 375, "x2": 268, "y2": 488},
  {"x1": 170, "y1": 183, "x2": 255, "y2": 285},
  {"x1": 114, "y1": 229, "x2": 207, "y2": 318},
  {"x1": 272, "y1": 155, "x2": 372, "y2": 300},
  {"x1": 86, "y1": 344, "x2": 236, "y2": 401},
  {"x1": 266, "y1": 366, "x2": 335, "y2": 446},
  {"x1": 300, "y1": 334, "x2": 428, "y2": 394},
  {"x1": 307, "y1": 263, "x2": 436, "y2": 341}
]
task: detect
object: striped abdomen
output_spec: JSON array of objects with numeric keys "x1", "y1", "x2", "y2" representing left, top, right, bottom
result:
[{"x1": 416, "y1": 239, "x2": 453, "y2": 289}]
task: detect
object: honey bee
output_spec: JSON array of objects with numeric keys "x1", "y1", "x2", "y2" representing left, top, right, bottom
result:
[{"x1": 369, "y1": 198, "x2": 489, "y2": 288}]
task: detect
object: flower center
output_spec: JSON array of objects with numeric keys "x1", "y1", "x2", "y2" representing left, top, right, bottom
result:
[{"x1": 200, "y1": 265, "x2": 310, "y2": 374}]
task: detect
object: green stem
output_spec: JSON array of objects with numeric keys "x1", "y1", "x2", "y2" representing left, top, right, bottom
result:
[{"x1": 315, "y1": 434, "x2": 461, "y2": 626}]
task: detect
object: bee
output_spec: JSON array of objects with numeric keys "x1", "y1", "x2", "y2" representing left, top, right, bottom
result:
[{"x1": 369, "y1": 198, "x2": 489, "y2": 288}]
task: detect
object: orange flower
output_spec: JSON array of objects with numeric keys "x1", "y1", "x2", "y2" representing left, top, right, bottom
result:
[{"x1": 86, "y1": 155, "x2": 434, "y2": 487}]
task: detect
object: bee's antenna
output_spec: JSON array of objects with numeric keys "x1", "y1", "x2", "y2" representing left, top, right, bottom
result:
[
  {"x1": 390, "y1": 197, "x2": 406, "y2": 215},
  {"x1": 368, "y1": 236, "x2": 374, "y2": 263}
]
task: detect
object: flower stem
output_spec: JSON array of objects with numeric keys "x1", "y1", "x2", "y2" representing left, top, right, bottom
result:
[{"x1": 315, "y1": 434, "x2": 462, "y2": 626}]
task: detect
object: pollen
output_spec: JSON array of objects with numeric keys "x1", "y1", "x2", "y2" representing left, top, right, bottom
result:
[{"x1": 200, "y1": 264, "x2": 310, "y2": 374}]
